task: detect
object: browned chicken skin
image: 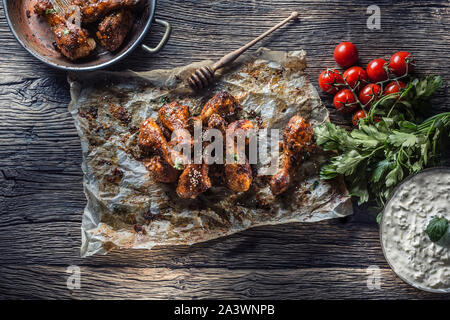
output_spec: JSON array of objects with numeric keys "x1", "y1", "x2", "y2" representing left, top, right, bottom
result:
[
  {"x1": 224, "y1": 120, "x2": 255, "y2": 193},
  {"x1": 138, "y1": 118, "x2": 187, "y2": 169},
  {"x1": 143, "y1": 155, "x2": 179, "y2": 183},
  {"x1": 35, "y1": 0, "x2": 96, "y2": 61},
  {"x1": 176, "y1": 163, "x2": 212, "y2": 199},
  {"x1": 96, "y1": 9, "x2": 133, "y2": 51},
  {"x1": 207, "y1": 113, "x2": 227, "y2": 136},
  {"x1": 192, "y1": 91, "x2": 240, "y2": 124},
  {"x1": 158, "y1": 102, "x2": 191, "y2": 147},
  {"x1": 269, "y1": 116, "x2": 314, "y2": 195},
  {"x1": 72, "y1": 0, "x2": 142, "y2": 24}
]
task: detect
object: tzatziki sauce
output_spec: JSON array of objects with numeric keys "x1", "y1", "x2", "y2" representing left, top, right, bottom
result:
[{"x1": 381, "y1": 168, "x2": 450, "y2": 292}]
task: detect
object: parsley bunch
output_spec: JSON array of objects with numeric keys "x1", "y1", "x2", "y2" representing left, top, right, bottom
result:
[{"x1": 315, "y1": 75, "x2": 449, "y2": 210}]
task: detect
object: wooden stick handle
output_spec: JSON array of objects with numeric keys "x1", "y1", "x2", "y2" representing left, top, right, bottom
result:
[{"x1": 212, "y1": 11, "x2": 299, "y2": 71}]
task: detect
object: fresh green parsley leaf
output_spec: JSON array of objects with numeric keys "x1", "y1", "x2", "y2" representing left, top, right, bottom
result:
[
  {"x1": 45, "y1": 9, "x2": 57, "y2": 14},
  {"x1": 425, "y1": 217, "x2": 449, "y2": 243}
]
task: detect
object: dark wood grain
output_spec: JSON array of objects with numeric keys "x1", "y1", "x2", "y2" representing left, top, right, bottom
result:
[{"x1": 0, "y1": 0, "x2": 449, "y2": 300}]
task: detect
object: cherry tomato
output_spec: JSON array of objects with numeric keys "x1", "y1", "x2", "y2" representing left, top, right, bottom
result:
[
  {"x1": 343, "y1": 66, "x2": 368, "y2": 91},
  {"x1": 384, "y1": 81, "x2": 406, "y2": 96},
  {"x1": 366, "y1": 58, "x2": 389, "y2": 82},
  {"x1": 334, "y1": 42, "x2": 359, "y2": 68},
  {"x1": 358, "y1": 83, "x2": 382, "y2": 107},
  {"x1": 389, "y1": 51, "x2": 414, "y2": 76},
  {"x1": 318, "y1": 69, "x2": 345, "y2": 94},
  {"x1": 352, "y1": 110, "x2": 367, "y2": 126},
  {"x1": 333, "y1": 89, "x2": 358, "y2": 113}
]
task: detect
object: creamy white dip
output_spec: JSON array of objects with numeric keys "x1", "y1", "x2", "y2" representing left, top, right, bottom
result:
[{"x1": 381, "y1": 168, "x2": 450, "y2": 292}]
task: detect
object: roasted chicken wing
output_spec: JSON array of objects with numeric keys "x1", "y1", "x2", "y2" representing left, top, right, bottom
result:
[
  {"x1": 72, "y1": 0, "x2": 142, "y2": 24},
  {"x1": 192, "y1": 91, "x2": 240, "y2": 124},
  {"x1": 176, "y1": 163, "x2": 212, "y2": 199},
  {"x1": 96, "y1": 9, "x2": 133, "y2": 51},
  {"x1": 269, "y1": 116, "x2": 314, "y2": 195},
  {"x1": 224, "y1": 120, "x2": 255, "y2": 192},
  {"x1": 35, "y1": 0, "x2": 96, "y2": 61}
]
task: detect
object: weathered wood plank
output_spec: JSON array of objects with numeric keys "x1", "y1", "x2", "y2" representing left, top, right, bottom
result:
[
  {"x1": 0, "y1": 265, "x2": 448, "y2": 300},
  {"x1": 0, "y1": 218, "x2": 384, "y2": 269}
]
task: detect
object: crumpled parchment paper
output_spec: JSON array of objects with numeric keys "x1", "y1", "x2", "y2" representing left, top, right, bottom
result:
[{"x1": 68, "y1": 48, "x2": 353, "y2": 257}]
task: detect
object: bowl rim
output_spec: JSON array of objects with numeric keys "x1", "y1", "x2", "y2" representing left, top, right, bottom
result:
[
  {"x1": 379, "y1": 166, "x2": 450, "y2": 294},
  {"x1": 2, "y1": 0, "x2": 156, "y2": 72}
]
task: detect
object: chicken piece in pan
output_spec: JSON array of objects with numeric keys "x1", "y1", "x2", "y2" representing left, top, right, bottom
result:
[
  {"x1": 269, "y1": 116, "x2": 314, "y2": 195},
  {"x1": 72, "y1": 0, "x2": 142, "y2": 24},
  {"x1": 96, "y1": 9, "x2": 133, "y2": 52},
  {"x1": 35, "y1": 0, "x2": 96, "y2": 61},
  {"x1": 224, "y1": 120, "x2": 255, "y2": 193},
  {"x1": 192, "y1": 91, "x2": 240, "y2": 125}
]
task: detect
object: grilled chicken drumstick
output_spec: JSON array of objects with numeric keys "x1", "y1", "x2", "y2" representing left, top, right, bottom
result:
[
  {"x1": 35, "y1": 0, "x2": 96, "y2": 61},
  {"x1": 96, "y1": 9, "x2": 133, "y2": 51},
  {"x1": 191, "y1": 91, "x2": 240, "y2": 125},
  {"x1": 138, "y1": 118, "x2": 187, "y2": 169},
  {"x1": 176, "y1": 163, "x2": 212, "y2": 199},
  {"x1": 224, "y1": 120, "x2": 255, "y2": 193},
  {"x1": 176, "y1": 113, "x2": 228, "y2": 199},
  {"x1": 158, "y1": 102, "x2": 192, "y2": 148},
  {"x1": 269, "y1": 116, "x2": 314, "y2": 195}
]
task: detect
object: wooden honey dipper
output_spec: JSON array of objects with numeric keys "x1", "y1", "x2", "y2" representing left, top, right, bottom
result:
[{"x1": 188, "y1": 11, "x2": 299, "y2": 90}]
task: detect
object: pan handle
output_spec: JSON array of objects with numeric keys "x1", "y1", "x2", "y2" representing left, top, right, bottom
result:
[{"x1": 141, "y1": 19, "x2": 172, "y2": 54}]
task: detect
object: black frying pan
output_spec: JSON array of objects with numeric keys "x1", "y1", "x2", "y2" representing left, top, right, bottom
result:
[{"x1": 2, "y1": 0, "x2": 171, "y2": 71}]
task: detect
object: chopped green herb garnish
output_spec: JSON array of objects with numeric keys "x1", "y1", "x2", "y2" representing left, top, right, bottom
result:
[
  {"x1": 160, "y1": 96, "x2": 170, "y2": 105},
  {"x1": 45, "y1": 9, "x2": 57, "y2": 14},
  {"x1": 63, "y1": 29, "x2": 70, "y2": 36},
  {"x1": 426, "y1": 217, "x2": 449, "y2": 243},
  {"x1": 174, "y1": 159, "x2": 183, "y2": 170}
]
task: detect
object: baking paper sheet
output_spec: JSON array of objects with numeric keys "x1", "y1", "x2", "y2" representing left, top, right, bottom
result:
[{"x1": 68, "y1": 48, "x2": 353, "y2": 257}]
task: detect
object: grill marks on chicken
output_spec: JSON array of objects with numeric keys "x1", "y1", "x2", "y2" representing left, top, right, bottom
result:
[
  {"x1": 269, "y1": 116, "x2": 314, "y2": 196},
  {"x1": 72, "y1": 0, "x2": 142, "y2": 24},
  {"x1": 96, "y1": 9, "x2": 133, "y2": 52},
  {"x1": 34, "y1": 0, "x2": 96, "y2": 61}
]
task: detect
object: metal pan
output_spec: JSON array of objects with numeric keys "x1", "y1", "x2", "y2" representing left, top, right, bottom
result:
[{"x1": 2, "y1": 0, "x2": 171, "y2": 71}]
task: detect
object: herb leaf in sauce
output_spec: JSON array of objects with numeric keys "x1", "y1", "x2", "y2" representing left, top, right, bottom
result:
[{"x1": 426, "y1": 217, "x2": 449, "y2": 243}]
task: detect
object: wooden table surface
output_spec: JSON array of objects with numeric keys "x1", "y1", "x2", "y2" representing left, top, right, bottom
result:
[{"x1": 0, "y1": 0, "x2": 449, "y2": 300}]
